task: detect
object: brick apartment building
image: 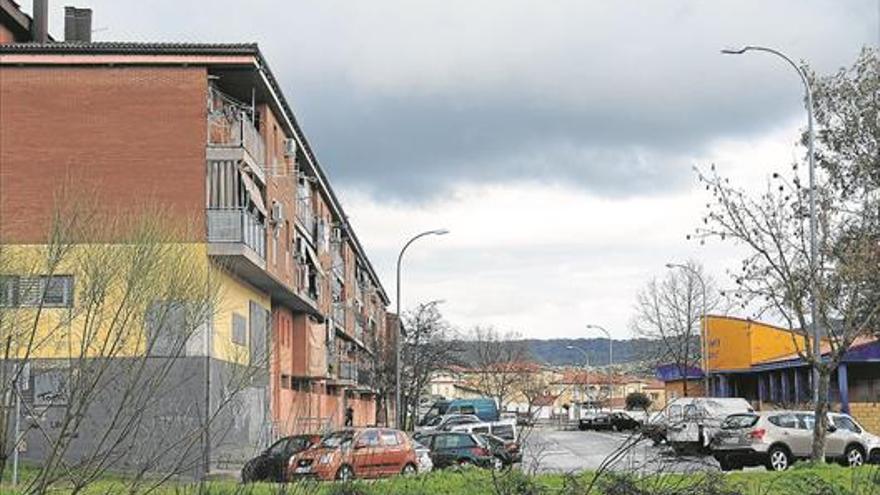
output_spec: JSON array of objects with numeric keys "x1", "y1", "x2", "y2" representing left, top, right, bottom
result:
[{"x1": 0, "y1": 0, "x2": 394, "y2": 474}]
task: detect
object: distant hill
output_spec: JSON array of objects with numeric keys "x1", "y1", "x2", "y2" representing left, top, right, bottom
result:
[
  {"x1": 452, "y1": 337, "x2": 660, "y2": 372},
  {"x1": 521, "y1": 338, "x2": 658, "y2": 368}
]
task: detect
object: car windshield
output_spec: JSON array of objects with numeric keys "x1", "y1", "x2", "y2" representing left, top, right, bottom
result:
[
  {"x1": 722, "y1": 414, "x2": 759, "y2": 429},
  {"x1": 266, "y1": 437, "x2": 289, "y2": 455},
  {"x1": 425, "y1": 416, "x2": 444, "y2": 427},
  {"x1": 319, "y1": 431, "x2": 354, "y2": 449}
]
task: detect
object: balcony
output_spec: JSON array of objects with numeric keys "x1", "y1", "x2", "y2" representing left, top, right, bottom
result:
[
  {"x1": 338, "y1": 361, "x2": 357, "y2": 382},
  {"x1": 207, "y1": 88, "x2": 266, "y2": 180},
  {"x1": 207, "y1": 208, "x2": 266, "y2": 263},
  {"x1": 332, "y1": 303, "x2": 347, "y2": 329},
  {"x1": 207, "y1": 208, "x2": 320, "y2": 317}
]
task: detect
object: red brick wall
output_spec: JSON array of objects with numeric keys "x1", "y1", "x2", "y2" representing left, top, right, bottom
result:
[
  {"x1": 0, "y1": 66, "x2": 208, "y2": 242},
  {"x1": 0, "y1": 24, "x2": 16, "y2": 43},
  {"x1": 261, "y1": 103, "x2": 297, "y2": 285}
]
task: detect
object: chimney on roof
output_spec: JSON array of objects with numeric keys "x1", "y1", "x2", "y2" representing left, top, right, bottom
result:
[
  {"x1": 64, "y1": 6, "x2": 92, "y2": 43},
  {"x1": 32, "y1": 0, "x2": 49, "y2": 43}
]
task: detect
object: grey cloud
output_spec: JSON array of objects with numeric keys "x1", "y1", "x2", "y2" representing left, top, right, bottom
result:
[{"x1": 40, "y1": 0, "x2": 879, "y2": 202}]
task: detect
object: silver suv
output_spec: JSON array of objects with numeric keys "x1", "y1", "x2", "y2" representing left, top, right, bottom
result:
[{"x1": 710, "y1": 411, "x2": 880, "y2": 471}]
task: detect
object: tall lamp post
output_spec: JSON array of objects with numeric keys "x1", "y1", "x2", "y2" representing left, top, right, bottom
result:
[
  {"x1": 566, "y1": 345, "x2": 591, "y2": 416},
  {"x1": 666, "y1": 263, "x2": 710, "y2": 396},
  {"x1": 585, "y1": 324, "x2": 613, "y2": 407},
  {"x1": 395, "y1": 229, "x2": 449, "y2": 429},
  {"x1": 721, "y1": 45, "x2": 820, "y2": 405}
]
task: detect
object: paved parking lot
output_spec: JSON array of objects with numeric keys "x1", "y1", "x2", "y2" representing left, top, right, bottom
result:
[{"x1": 519, "y1": 427, "x2": 732, "y2": 474}]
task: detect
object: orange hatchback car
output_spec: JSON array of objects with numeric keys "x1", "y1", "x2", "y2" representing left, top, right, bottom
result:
[{"x1": 288, "y1": 428, "x2": 418, "y2": 481}]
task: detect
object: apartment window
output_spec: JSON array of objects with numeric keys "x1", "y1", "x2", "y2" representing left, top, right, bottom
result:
[
  {"x1": 232, "y1": 313, "x2": 247, "y2": 346},
  {"x1": 6, "y1": 275, "x2": 74, "y2": 308},
  {"x1": 292, "y1": 378, "x2": 311, "y2": 392},
  {"x1": 0, "y1": 276, "x2": 17, "y2": 307}
]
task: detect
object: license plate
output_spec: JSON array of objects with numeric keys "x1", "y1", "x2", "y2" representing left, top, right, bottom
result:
[
  {"x1": 722, "y1": 437, "x2": 739, "y2": 445},
  {"x1": 295, "y1": 466, "x2": 312, "y2": 473}
]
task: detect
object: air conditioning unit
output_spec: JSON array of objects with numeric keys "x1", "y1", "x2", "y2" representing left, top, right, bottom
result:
[
  {"x1": 272, "y1": 201, "x2": 284, "y2": 223},
  {"x1": 284, "y1": 138, "x2": 298, "y2": 157}
]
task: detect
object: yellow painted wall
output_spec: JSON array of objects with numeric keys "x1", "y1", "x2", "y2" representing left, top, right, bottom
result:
[
  {"x1": 1, "y1": 244, "x2": 270, "y2": 366},
  {"x1": 705, "y1": 316, "x2": 752, "y2": 371},
  {"x1": 706, "y1": 316, "x2": 810, "y2": 372},
  {"x1": 749, "y1": 321, "x2": 807, "y2": 364},
  {"x1": 212, "y1": 268, "x2": 270, "y2": 365}
]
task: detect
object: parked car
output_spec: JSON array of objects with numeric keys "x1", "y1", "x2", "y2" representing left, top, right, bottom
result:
[
  {"x1": 417, "y1": 413, "x2": 483, "y2": 432},
  {"x1": 412, "y1": 440, "x2": 434, "y2": 473},
  {"x1": 288, "y1": 428, "x2": 418, "y2": 481},
  {"x1": 412, "y1": 431, "x2": 502, "y2": 470},
  {"x1": 447, "y1": 418, "x2": 518, "y2": 441},
  {"x1": 665, "y1": 397, "x2": 754, "y2": 453},
  {"x1": 241, "y1": 434, "x2": 320, "y2": 482},
  {"x1": 515, "y1": 411, "x2": 536, "y2": 427},
  {"x1": 642, "y1": 411, "x2": 668, "y2": 445},
  {"x1": 578, "y1": 411, "x2": 640, "y2": 432},
  {"x1": 710, "y1": 411, "x2": 880, "y2": 471},
  {"x1": 578, "y1": 411, "x2": 601, "y2": 431},
  {"x1": 478, "y1": 433, "x2": 522, "y2": 467}
]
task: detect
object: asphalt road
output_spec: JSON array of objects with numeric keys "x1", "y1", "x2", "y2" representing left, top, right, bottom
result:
[{"x1": 520, "y1": 427, "x2": 732, "y2": 474}]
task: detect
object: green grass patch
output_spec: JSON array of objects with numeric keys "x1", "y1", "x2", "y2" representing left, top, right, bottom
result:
[{"x1": 2, "y1": 464, "x2": 880, "y2": 495}]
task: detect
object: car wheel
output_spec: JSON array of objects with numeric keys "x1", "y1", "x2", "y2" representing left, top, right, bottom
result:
[
  {"x1": 717, "y1": 456, "x2": 732, "y2": 472},
  {"x1": 766, "y1": 446, "x2": 791, "y2": 472},
  {"x1": 336, "y1": 464, "x2": 355, "y2": 482},
  {"x1": 240, "y1": 462, "x2": 259, "y2": 483},
  {"x1": 401, "y1": 463, "x2": 418, "y2": 476},
  {"x1": 845, "y1": 445, "x2": 865, "y2": 468}
]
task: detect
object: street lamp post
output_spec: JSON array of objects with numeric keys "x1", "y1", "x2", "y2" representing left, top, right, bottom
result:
[
  {"x1": 395, "y1": 229, "x2": 449, "y2": 429},
  {"x1": 721, "y1": 46, "x2": 820, "y2": 405},
  {"x1": 585, "y1": 324, "x2": 613, "y2": 407},
  {"x1": 666, "y1": 263, "x2": 710, "y2": 396},
  {"x1": 566, "y1": 345, "x2": 590, "y2": 416}
]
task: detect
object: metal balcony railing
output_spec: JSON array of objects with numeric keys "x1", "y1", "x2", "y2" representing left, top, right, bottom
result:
[
  {"x1": 207, "y1": 208, "x2": 266, "y2": 260},
  {"x1": 295, "y1": 198, "x2": 316, "y2": 236},
  {"x1": 338, "y1": 361, "x2": 357, "y2": 381},
  {"x1": 332, "y1": 303, "x2": 347, "y2": 329}
]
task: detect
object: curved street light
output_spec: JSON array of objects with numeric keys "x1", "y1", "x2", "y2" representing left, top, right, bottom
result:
[
  {"x1": 666, "y1": 262, "x2": 710, "y2": 396},
  {"x1": 566, "y1": 345, "x2": 591, "y2": 413},
  {"x1": 395, "y1": 229, "x2": 449, "y2": 428},
  {"x1": 721, "y1": 45, "x2": 820, "y2": 404},
  {"x1": 585, "y1": 324, "x2": 613, "y2": 406}
]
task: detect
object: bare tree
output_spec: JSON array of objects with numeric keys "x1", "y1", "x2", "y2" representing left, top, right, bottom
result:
[
  {"x1": 694, "y1": 48, "x2": 879, "y2": 461},
  {"x1": 630, "y1": 261, "x2": 719, "y2": 397},
  {"x1": 399, "y1": 301, "x2": 461, "y2": 430},
  {"x1": 469, "y1": 327, "x2": 532, "y2": 410},
  {"x1": 516, "y1": 368, "x2": 555, "y2": 422},
  {"x1": 0, "y1": 196, "x2": 272, "y2": 493}
]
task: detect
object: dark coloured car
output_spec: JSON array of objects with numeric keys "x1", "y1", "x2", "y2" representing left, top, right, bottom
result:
[
  {"x1": 413, "y1": 431, "x2": 501, "y2": 470},
  {"x1": 580, "y1": 412, "x2": 641, "y2": 432},
  {"x1": 478, "y1": 433, "x2": 521, "y2": 467},
  {"x1": 241, "y1": 434, "x2": 320, "y2": 482}
]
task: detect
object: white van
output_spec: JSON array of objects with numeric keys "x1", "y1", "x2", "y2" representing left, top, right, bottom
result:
[
  {"x1": 447, "y1": 418, "x2": 518, "y2": 441},
  {"x1": 664, "y1": 397, "x2": 753, "y2": 454}
]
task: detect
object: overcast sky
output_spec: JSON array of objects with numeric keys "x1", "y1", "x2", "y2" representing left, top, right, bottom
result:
[{"x1": 31, "y1": 0, "x2": 880, "y2": 339}]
